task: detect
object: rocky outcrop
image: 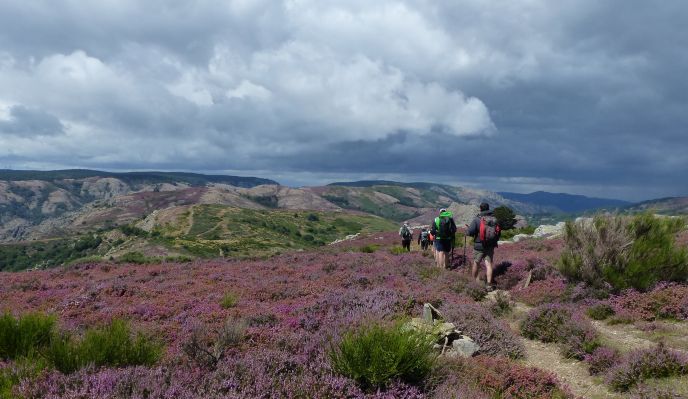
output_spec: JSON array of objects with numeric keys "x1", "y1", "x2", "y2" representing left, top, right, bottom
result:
[{"x1": 404, "y1": 303, "x2": 480, "y2": 358}]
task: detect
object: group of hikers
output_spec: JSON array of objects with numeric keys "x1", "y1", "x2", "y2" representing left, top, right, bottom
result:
[{"x1": 398, "y1": 203, "x2": 501, "y2": 290}]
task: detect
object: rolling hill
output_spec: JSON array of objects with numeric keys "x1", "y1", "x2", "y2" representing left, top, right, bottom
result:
[{"x1": 624, "y1": 196, "x2": 688, "y2": 215}]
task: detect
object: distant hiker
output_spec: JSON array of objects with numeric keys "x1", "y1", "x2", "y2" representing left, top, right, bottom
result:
[
  {"x1": 467, "y1": 202, "x2": 501, "y2": 290},
  {"x1": 430, "y1": 208, "x2": 456, "y2": 268},
  {"x1": 399, "y1": 222, "x2": 413, "y2": 252},
  {"x1": 418, "y1": 227, "x2": 430, "y2": 250}
]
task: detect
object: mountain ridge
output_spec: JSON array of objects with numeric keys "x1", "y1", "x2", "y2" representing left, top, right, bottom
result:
[{"x1": 497, "y1": 190, "x2": 630, "y2": 214}]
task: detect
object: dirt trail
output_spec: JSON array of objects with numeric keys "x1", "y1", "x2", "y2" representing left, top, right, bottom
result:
[
  {"x1": 510, "y1": 303, "x2": 623, "y2": 398},
  {"x1": 520, "y1": 337, "x2": 623, "y2": 399},
  {"x1": 184, "y1": 205, "x2": 195, "y2": 235}
]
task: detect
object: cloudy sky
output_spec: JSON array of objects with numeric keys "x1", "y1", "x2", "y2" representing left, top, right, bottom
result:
[{"x1": 0, "y1": 1, "x2": 686, "y2": 201}]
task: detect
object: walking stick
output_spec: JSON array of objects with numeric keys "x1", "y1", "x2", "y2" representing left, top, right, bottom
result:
[{"x1": 463, "y1": 233, "x2": 467, "y2": 263}]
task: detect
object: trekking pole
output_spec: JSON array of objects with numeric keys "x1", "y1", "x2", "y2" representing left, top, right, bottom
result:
[{"x1": 463, "y1": 233, "x2": 467, "y2": 266}]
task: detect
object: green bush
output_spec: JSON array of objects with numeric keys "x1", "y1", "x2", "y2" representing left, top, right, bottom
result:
[
  {"x1": 558, "y1": 213, "x2": 687, "y2": 291},
  {"x1": 117, "y1": 251, "x2": 154, "y2": 264},
  {"x1": 358, "y1": 244, "x2": 379, "y2": 253},
  {"x1": 389, "y1": 246, "x2": 407, "y2": 255},
  {"x1": 586, "y1": 303, "x2": 615, "y2": 320},
  {"x1": 220, "y1": 292, "x2": 239, "y2": 309},
  {"x1": 328, "y1": 322, "x2": 436, "y2": 391},
  {"x1": 45, "y1": 319, "x2": 161, "y2": 374},
  {"x1": 0, "y1": 312, "x2": 56, "y2": 360}
]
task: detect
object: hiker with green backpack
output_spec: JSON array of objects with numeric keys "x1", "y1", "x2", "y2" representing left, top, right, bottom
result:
[
  {"x1": 399, "y1": 221, "x2": 413, "y2": 252},
  {"x1": 430, "y1": 208, "x2": 457, "y2": 268},
  {"x1": 467, "y1": 202, "x2": 501, "y2": 290}
]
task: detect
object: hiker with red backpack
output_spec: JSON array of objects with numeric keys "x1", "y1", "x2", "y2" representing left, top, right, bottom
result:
[
  {"x1": 467, "y1": 203, "x2": 501, "y2": 290},
  {"x1": 430, "y1": 208, "x2": 457, "y2": 269}
]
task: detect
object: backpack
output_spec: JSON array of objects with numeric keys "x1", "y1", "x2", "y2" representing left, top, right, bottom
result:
[
  {"x1": 401, "y1": 225, "x2": 412, "y2": 239},
  {"x1": 435, "y1": 211, "x2": 455, "y2": 239},
  {"x1": 479, "y1": 215, "x2": 501, "y2": 246}
]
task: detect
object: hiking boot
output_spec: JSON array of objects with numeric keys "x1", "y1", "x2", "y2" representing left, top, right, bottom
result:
[{"x1": 486, "y1": 284, "x2": 495, "y2": 292}]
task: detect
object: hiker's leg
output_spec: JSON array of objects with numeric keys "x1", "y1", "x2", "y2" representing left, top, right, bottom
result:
[
  {"x1": 443, "y1": 251, "x2": 450, "y2": 268},
  {"x1": 472, "y1": 249, "x2": 483, "y2": 282},
  {"x1": 485, "y1": 259, "x2": 493, "y2": 284},
  {"x1": 485, "y1": 248, "x2": 494, "y2": 284},
  {"x1": 437, "y1": 251, "x2": 445, "y2": 268}
]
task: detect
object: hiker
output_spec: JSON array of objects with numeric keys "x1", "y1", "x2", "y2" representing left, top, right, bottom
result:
[
  {"x1": 466, "y1": 202, "x2": 501, "y2": 290},
  {"x1": 418, "y1": 227, "x2": 430, "y2": 250},
  {"x1": 399, "y1": 221, "x2": 413, "y2": 252},
  {"x1": 430, "y1": 208, "x2": 456, "y2": 268}
]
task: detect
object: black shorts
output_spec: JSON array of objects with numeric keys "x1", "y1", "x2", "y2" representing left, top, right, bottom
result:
[{"x1": 434, "y1": 239, "x2": 452, "y2": 253}]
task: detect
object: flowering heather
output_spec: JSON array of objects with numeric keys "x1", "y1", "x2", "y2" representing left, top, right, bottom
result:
[
  {"x1": 608, "y1": 283, "x2": 688, "y2": 322},
  {"x1": 606, "y1": 344, "x2": 688, "y2": 392},
  {"x1": 512, "y1": 277, "x2": 568, "y2": 306},
  {"x1": 0, "y1": 236, "x2": 492, "y2": 397},
  {"x1": 584, "y1": 346, "x2": 620, "y2": 375},
  {"x1": 520, "y1": 304, "x2": 600, "y2": 359}
]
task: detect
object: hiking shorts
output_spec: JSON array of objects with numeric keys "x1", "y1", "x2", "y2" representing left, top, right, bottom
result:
[
  {"x1": 434, "y1": 239, "x2": 452, "y2": 253},
  {"x1": 473, "y1": 246, "x2": 495, "y2": 263}
]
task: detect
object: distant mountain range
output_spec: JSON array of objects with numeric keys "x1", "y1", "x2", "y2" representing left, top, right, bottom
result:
[
  {"x1": 1, "y1": 170, "x2": 686, "y2": 269},
  {"x1": 497, "y1": 191, "x2": 631, "y2": 214},
  {"x1": 1, "y1": 170, "x2": 685, "y2": 245}
]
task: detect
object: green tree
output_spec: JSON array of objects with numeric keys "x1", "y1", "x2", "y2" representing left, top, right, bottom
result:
[{"x1": 494, "y1": 206, "x2": 517, "y2": 230}]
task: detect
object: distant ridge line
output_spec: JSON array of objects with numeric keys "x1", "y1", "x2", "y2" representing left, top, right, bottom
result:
[{"x1": 0, "y1": 169, "x2": 279, "y2": 187}]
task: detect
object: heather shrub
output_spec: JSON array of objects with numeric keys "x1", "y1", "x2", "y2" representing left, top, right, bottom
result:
[
  {"x1": 443, "y1": 303, "x2": 525, "y2": 359},
  {"x1": 584, "y1": 346, "x2": 620, "y2": 375},
  {"x1": 183, "y1": 317, "x2": 246, "y2": 369},
  {"x1": 489, "y1": 290, "x2": 513, "y2": 317},
  {"x1": 586, "y1": 303, "x2": 615, "y2": 320},
  {"x1": 220, "y1": 291, "x2": 239, "y2": 309},
  {"x1": 45, "y1": 319, "x2": 161, "y2": 374},
  {"x1": 0, "y1": 312, "x2": 56, "y2": 360},
  {"x1": 559, "y1": 213, "x2": 688, "y2": 292},
  {"x1": 452, "y1": 279, "x2": 487, "y2": 301},
  {"x1": 608, "y1": 283, "x2": 688, "y2": 322},
  {"x1": 520, "y1": 304, "x2": 600, "y2": 359},
  {"x1": 512, "y1": 277, "x2": 567, "y2": 306},
  {"x1": 328, "y1": 322, "x2": 436, "y2": 391},
  {"x1": 520, "y1": 304, "x2": 571, "y2": 343},
  {"x1": 606, "y1": 344, "x2": 688, "y2": 392}
]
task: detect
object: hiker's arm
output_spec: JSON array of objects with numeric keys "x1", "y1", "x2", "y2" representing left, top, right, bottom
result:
[{"x1": 467, "y1": 219, "x2": 477, "y2": 237}]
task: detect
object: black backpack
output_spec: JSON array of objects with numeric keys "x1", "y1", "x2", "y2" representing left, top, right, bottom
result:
[
  {"x1": 435, "y1": 213, "x2": 455, "y2": 239},
  {"x1": 401, "y1": 225, "x2": 412, "y2": 239}
]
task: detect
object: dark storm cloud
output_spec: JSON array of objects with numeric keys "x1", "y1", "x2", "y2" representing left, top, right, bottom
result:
[
  {"x1": 0, "y1": 0, "x2": 686, "y2": 200},
  {"x1": 0, "y1": 105, "x2": 64, "y2": 137}
]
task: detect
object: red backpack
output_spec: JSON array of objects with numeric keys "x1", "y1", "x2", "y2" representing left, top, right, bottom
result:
[{"x1": 479, "y1": 215, "x2": 501, "y2": 246}]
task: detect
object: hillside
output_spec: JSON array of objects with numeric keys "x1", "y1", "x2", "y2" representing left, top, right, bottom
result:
[
  {"x1": 321, "y1": 180, "x2": 547, "y2": 217},
  {"x1": 498, "y1": 191, "x2": 630, "y2": 214},
  {"x1": 2, "y1": 228, "x2": 687, "y2": 397},
  {"x1": 0, "y1": 205, "x2": 395, "y2": 271},
  {"x1": 624, "y1": 196, "x2": 688, "y2": 215}
]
